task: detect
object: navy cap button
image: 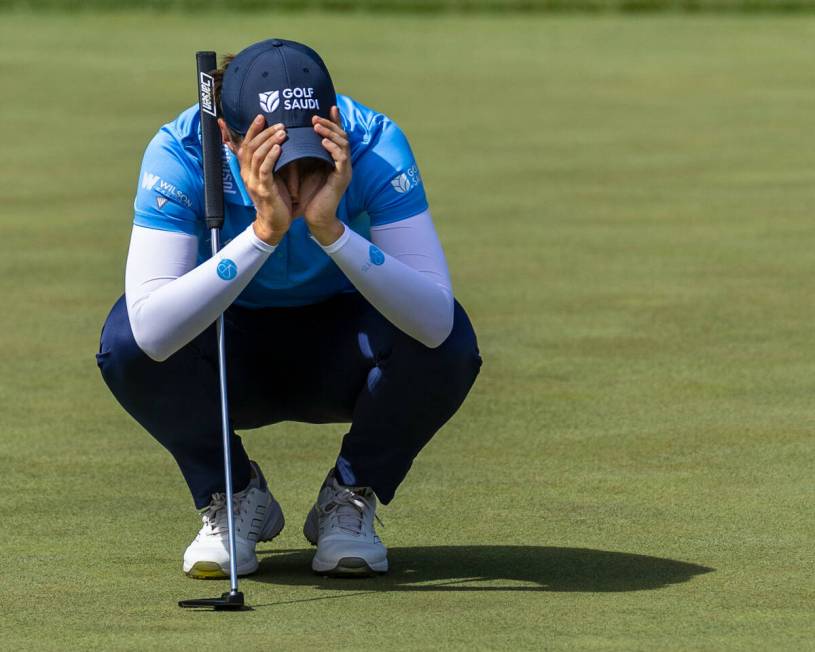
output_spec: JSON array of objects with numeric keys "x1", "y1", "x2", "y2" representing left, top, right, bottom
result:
[{"x1": 270, "y1": 39, "x2": 283, "y2": 47}]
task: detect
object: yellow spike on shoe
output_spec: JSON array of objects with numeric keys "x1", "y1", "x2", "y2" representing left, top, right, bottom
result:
[{"x1": 186, "y1": 562, "x2": 228, "y2": 579}]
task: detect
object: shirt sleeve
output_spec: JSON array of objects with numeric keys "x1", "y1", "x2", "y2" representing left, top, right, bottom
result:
[
  {"x1": 125, "y1": 224, "x2": 275, "y2": 362},
  {"x1": 315, "y1": 210, "x2": 454, "y2": 348},
  {"x1": 355, "y1": 118, "x2": 429, "y2": 227},
  {"x1": 133, "y1": 129, "x2": 204, "y2": 237}
]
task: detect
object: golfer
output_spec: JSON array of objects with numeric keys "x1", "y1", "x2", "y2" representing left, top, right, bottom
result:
[{"x1": 97, "y1": 38, "x2": 481, "y2": 578}]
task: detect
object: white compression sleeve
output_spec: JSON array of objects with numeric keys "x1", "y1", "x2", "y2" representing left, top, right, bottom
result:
[
  {"x1": 320, "y1": 210, "x2": 454, "y2": 348},
  {"x1": 125, "y1": 224, "x2": 275, "y2": 361}
]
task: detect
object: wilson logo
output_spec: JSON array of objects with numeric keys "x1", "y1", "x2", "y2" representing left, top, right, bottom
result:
[
  {"x1": 141, "y1": 172, "x2": 160, "y2": 191},
  {"x1": 259, "y1": 90, "x2": 280, "y2": 113},
  {"x1": 157, "y1": 179, "x2": 192, "y2": 208},
  {"x1": 141, "y1": 172, "x2": 192, "y2": 208}
]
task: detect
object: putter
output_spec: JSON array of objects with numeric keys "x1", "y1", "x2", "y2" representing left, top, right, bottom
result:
[{"x1": 178, "y1": 51, "x2": 248, "y2": 612}]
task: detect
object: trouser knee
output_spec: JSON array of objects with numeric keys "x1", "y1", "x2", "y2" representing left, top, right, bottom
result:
[
  {"x1": 442, "y1": 301, "x2": 482, "y2": 384},
  {"x1": 96, "y1": 295, "x2": 148, "y2": 388},
  {"x1": 409, "y1": 300, "x2": 482, "y2": 394}
]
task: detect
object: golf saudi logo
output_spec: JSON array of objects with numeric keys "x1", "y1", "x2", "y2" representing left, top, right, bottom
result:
[
  {"x1": 259, "y1": 90, "x2": 280, "y2": 113},
  {"x1": 216, "y1": 258, "x2": 238, "y2": 281},
  {"x1": 260, "y1": 88, "x2": 320, "y2": 113},
  {"x1": 390, "y1": 165, "x2": 422, "y2": 194}
]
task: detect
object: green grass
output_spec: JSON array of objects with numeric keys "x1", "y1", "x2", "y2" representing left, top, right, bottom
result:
[
  {"x1": 7, "y1": 0, "x2": 815, "y2": 13},
  {"x1": 2, "y1": 10, "x2": 814, "y2": 651}
]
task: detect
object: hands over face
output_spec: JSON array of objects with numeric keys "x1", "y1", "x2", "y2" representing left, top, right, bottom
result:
[
  {"x1": 235, "y1": 106, "x2": 352, "y2": 247},
  {"x1": 237, "y1": 115, "x2": 292, "y2": 245},
  {"x1": 302, "y1": 106, "x2": 352, "y2": 246}
]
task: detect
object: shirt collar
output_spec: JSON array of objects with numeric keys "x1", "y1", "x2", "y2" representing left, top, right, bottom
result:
[{"x1": 223, "y1": 146, "x2": 254, "y2": 207}]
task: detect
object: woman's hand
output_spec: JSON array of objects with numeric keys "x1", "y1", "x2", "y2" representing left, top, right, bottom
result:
[
  {"x1": 303, "y1": 106, "x2": 352, "y2": 246},
  {"x1": 237, "y1": 115, "x2": 292, "y2": 245}
]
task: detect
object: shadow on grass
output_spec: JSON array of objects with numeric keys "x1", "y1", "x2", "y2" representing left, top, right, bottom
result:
[{"x1": 248, "y1": 546, "x2": 713, "y2": 605}]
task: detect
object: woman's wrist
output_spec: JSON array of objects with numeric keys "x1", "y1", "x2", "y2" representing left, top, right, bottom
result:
[
  {"x1": 308, "y1": 219, "x2": 345, "y2": 247},
  {"x1": 252, "y1": 217, "x2": 287, "y2": 246}
]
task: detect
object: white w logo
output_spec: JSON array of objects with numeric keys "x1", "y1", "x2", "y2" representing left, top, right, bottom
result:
[
  {"x1": 259, "y1": 90, "x2": 280, "y2": 113},
  {"x1": 141, "y1": 172, "x2": 160, "y2": 191}
]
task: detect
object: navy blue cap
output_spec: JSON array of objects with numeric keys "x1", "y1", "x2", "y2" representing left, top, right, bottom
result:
[{"x1": 221, "y1": 38, "x2": 336, "y2": 171}]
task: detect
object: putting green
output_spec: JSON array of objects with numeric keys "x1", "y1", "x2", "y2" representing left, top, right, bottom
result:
[{"x1": 1, "y1": 10, "x2": 813, "y2": 650}]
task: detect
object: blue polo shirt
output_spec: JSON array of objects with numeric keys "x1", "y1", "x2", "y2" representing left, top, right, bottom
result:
[{"x1": 133, "y1": 94, "x2": 428, "y2": 308}]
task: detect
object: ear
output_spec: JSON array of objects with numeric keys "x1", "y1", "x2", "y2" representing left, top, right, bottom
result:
[{"x1": 217, "y1": 118, "x2": 238, "y2": 153}]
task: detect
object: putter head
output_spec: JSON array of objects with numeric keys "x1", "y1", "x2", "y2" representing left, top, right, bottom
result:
[{"x1": 178, "y1": 590, "x2": 249, "y2": 611}]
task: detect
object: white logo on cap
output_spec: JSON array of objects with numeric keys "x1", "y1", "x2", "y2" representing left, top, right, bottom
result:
[
  {"x1": 282, "y1": 87, "x2": 319, "y2": 110},
  {"x1": 259, "y1": 90, "x2": 280, "y2": 113},
  {"x1": 259, "y1": 87, "x2": 322, "y2": 114}
]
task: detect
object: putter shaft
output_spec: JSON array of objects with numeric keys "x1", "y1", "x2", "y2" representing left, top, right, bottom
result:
[{"x1": 212, "y1": 228, "x2": 240, "y2": 595}]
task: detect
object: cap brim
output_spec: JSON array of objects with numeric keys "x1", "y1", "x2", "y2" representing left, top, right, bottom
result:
[{"x1": 274, "y1": 127, "x2": 334, "y2": 172}]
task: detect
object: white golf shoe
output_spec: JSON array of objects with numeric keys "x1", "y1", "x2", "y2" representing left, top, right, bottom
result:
[
  {"x1": 303, "y1": 469, "x2": 388, "y2": 576},
  {"x1": 183, "y1": 461, "x2": 284, "y2": 579}
]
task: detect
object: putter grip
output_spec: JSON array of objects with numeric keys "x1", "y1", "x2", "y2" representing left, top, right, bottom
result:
[{"x1": 196, "y1": 51, "x2": 225, "y2": 231}]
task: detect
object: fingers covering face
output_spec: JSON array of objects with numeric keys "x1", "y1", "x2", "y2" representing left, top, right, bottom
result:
[
  {"x1": 238, "y1": 115, "x2": 286, "y2": 171},
  {"x1": 258, "y1": 144, "x2": 282, "y2": 178},
  {"x1": 314, "y1": 121, "x2": 348, "y2": 149},
  {"x1": 320, "y1": 137, "x2": 346, "y2": 161},
  {"x1": 238, "y1": 107, "x2": 348, "y2": 182},
  {"x1": 252, "y1": 132, "x2": 285, "y2": 178},
  {"x1": 313, "y1": 106, "x2": 344, "y2": 132},
  {"x1": 312, "y1": 106, "x2": 349, "y2": 170}
]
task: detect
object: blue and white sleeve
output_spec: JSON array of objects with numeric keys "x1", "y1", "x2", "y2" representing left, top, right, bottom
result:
[
  {"x1": 356, "y1": 119, "x2": 429, "y2": 227},
  {"x1": 125, "y1": 225, "x2": 276, "y2": 362},
  {"x1": 316, "y1": 211, "x2": 454, "y2": 348},
  {"x1": 133, "y1": 130, "x2": 204, "y2": 237}
]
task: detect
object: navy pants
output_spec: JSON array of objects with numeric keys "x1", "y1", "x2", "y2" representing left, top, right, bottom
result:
[{"x1": 97, "y1": 293, "x2": 481, "y2": 509}]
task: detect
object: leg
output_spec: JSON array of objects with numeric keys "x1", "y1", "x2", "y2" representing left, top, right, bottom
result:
[
  {"x1": 269, "y1": 293, "x2": 482, "y2": 502},
  {"x1": 98, "y1": 292, "x2": 481, "y2": 507},
  {"x1": 293, "y1": 295, "x2": 481, "y2": 575},
  {"x1": 335, "y1": 298, "x2": 482, "y2": 503},
  {"x1": 226, "y1": 293, "x2": 482, "y2": 503},
  {"x1": 96, "y1": 296, "x2": 252, "y2": 509}
]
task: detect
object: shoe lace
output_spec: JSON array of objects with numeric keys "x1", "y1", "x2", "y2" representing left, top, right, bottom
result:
[
  {"x1": 327, "y1": 487, "x2": 384, "y2": 535},
  {"x1": 202, "y1": 492, "x2": 244, "y2": 534}
]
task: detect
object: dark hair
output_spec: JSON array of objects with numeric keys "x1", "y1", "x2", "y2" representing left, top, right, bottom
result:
[{"x1": 212, "y1": 54, "x2": 239, "y2": 142}]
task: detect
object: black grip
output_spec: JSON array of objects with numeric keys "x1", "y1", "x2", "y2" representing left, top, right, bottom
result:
[{"x1": 196, "y1": 51, "x2": 225, "y2": 231}]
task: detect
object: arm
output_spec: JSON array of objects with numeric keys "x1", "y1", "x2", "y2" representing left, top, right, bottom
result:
[
  {"x1": 317, "y1": 210, "x2": 454, "y2": 348},
  {"x1": 125, "y1": 224, "x2": 275, "y2": 362},
  {"x1": 302, "y1": 108, "x2": 453, "y2": 346},
  {"x1": 126, "y1": 113, "x2": 298, "y2": 361}
]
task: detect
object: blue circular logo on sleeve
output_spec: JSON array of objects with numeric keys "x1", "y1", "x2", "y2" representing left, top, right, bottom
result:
[
  {"x1": 369, "y1": 245, "x2": 385, "y2": 266},
  {"x1": 216, "y1": 258, "x2": 238, "y2": 280}
]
